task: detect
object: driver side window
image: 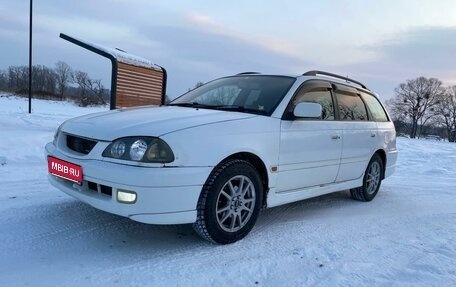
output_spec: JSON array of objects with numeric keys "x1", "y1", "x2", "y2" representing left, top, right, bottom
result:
[{"x1": 292, "y1": 87, "x2": 335, "y2": 120}]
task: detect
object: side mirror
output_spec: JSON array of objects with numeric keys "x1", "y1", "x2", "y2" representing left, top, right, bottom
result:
[{"x1": 293, "y1": 102, "x2": 322, "y2": 118}]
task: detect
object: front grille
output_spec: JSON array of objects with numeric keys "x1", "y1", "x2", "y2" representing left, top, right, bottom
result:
[
  {"x1": 66, "y1": 134, "x2": 97, "y2": 154},
  {"x1": 88, "y1": 181, "x2": 98, "y2": 191},
  {"x1": 100, "y1": 185, "x2": 113, "y2": 196},
  {"x1": 87, "y1": 181, "x2": 113, "y2": 197}
]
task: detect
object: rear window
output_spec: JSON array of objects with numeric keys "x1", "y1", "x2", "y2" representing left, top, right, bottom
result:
[
  {"x1": 336, "y1": 91, "x2": 368, "y2": 121},
  {"x1": 361, "y1": 92, "x2": 389, "y2": 122}
]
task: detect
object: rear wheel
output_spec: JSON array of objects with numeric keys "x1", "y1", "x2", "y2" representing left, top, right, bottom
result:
[
  {"x1": 350, "y1": 154, "x2": 383, "y2": 202},
  {"x1": 193, "y1": 160, "x2": 262, "y2": 244}
]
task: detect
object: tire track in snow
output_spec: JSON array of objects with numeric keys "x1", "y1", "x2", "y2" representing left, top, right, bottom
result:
[{"x1": 252, "y1": 190, "x2": 353, "y2": 234}]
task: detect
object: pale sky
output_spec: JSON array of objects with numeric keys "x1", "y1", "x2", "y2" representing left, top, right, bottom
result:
[{"x1": 1, "y1": 0, "x2": 456, "y2": 100}]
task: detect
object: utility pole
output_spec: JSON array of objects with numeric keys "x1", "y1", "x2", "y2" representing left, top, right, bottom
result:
[{"x1": 28, "y1": 0, "x2": 33, "y2": 113}]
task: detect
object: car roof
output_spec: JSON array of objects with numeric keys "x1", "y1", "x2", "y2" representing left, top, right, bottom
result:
[{"x1": 232, "y1": 71, "x2": 375, "y2": 96}]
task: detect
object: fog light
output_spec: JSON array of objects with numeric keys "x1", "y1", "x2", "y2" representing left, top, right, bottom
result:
[{"x1": 117, "y1": 190, "x2": 137, "y2": 204}]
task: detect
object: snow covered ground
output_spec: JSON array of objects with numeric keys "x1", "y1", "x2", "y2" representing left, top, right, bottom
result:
[{"x1": 1, "y1": 95, "x2": 455, "y2": 287}]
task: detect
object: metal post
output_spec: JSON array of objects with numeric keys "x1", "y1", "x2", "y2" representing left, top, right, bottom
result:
[{"x1": 28, "y1": 0, "x2": 33, "y2": 113}]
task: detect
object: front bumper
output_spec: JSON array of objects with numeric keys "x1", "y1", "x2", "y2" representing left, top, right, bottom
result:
[{"x1": 45, "y1": 142, "x2": 212, "y2": 224}]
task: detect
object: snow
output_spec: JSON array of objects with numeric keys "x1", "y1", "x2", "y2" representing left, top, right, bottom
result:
[
  {"x1": 1, "y1": 94, "x2": 455, "y2": 287},
  {"x1": 63, "y1": 34, "x2": 163, "y2": 71}
]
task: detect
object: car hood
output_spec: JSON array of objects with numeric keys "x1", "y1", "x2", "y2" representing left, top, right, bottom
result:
[{"x1": 61, "y1": 106, "x2": 257, "y2": 141}]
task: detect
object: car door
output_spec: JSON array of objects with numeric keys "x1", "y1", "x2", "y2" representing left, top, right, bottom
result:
[
  {"x1": 276, "y1": 80, "x2": 343, "y2": 192},
  {"x1": 333, "y1": 84, "x2": 377, "y2": 182}
]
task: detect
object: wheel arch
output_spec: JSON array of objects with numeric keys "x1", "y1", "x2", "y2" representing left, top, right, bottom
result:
[
  {"x1": 219, "y1": 152, "x2": 269, "y2": 207},
  {"x1": 373, "y1": 149, "x2": 387, "y2": 180}
]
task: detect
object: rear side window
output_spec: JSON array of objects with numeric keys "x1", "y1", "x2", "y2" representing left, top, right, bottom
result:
[
  {"x1": 360, "y1": 92, "x2": 389, "y2": 122},
  {"x1": 336, "y1": 91, "x2": 368, "y2": 121},
  {"x1": 293, "y1": 88, "x2": 335, "y2": 120}
]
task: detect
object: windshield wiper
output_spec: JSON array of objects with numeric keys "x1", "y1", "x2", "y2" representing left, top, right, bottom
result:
[
  {"x1": 212, "y1": 105, "x2": 269, "y2": 115},
  {"x1": 167, "y1": 102, "x2": 212, "y2": 108},
  {"x1": 168, "y1": 102, "x2": 268, "y2": 115}
]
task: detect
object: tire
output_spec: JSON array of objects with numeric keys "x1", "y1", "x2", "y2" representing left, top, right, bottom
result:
[
  {"x1": 193, "y1": 160, "x2": 263, "y2": 244},
  {"x1": 350, "y1": 153, "x2": 384, "y2": 202}
]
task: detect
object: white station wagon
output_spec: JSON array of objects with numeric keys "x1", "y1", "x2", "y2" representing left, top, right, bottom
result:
[{"x1": 46, "y1": 71, "x2": 397, "y2": 244}]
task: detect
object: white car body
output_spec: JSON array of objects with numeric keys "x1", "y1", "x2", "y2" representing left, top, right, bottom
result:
[{"x1": 45, "y1": 73, "x2": 397, "y2": 228}]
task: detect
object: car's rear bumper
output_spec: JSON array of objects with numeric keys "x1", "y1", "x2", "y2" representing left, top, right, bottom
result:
[
  {"x1": 385, "y1": 149, "x2": 398, "y2": 179},
  {"x1": 45, "y1": 142, "x2": 212, "y2": 224}
]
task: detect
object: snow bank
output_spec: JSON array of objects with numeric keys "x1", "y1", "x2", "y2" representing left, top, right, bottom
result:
[{"x1": 0, "y1": 94, "x2": 105, "y2": 163}]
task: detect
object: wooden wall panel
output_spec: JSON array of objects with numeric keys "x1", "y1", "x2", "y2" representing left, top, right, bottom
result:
[{"x1": 115, "y1": 62, "x2": 164, "y2": 108}]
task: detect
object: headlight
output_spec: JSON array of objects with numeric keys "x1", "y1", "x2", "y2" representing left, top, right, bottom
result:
[
  {"x1": 110, "y1": 140, "x2": 126, "y2": 159},
  {"x1": 129, "y1": 139, "x2": 147, "y2": 161},
  {"x1": 102, "y1": 137, "x2": 174, "y2": 163}
]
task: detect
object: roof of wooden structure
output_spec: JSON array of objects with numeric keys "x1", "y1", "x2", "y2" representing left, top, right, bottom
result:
[{"x1": 60, "y1": 33, "x2": 167, "y2": 109}]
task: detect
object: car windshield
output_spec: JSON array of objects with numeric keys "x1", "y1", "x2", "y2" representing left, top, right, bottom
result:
[{"x1": 168, "y1": 75, "x2": 296, "y2": 115}]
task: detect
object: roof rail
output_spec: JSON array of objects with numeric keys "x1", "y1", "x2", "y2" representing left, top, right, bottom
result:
[
  {"x1": 236, "y1": 72, "x2": 261, "y2": 75},
  {"x1": 302, "y1": 70, "x2": 368, "y2": 90}
]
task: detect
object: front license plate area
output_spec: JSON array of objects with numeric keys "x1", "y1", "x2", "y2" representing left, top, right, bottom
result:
[{"x1": 48, "y1": 156, "x2": 83, "y2": 184}]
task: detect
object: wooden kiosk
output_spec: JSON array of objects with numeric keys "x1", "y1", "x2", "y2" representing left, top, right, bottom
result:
[{"x1": 60, "y1": 33, "x2": 167, "y2": 109}]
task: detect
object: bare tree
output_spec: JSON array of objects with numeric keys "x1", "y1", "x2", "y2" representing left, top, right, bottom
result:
[
  {"x1": 0, "y1": 70, "x2": 7, "y2": 91},
  {"x1": 1, "y1": 63, "x2": 108, "y2": 104},
  {"x1": 3, "y1": 65, "x2": 58, "y2": 97},
  {"x1": 435, "y1": 86, "x2": 456, "y2": 142},
  {"x1": 55, "y1": 61, "x2": 73, "y2": 98},
  {"x1": 73, "y1": 70, "x2": 107, "y2": 106},
  {"x1": 32, "y1": 65, "x2": 57, "y2": 97},
  {"x1": 8, "y1": 66, "x2": 28, "y2": 93},
  {"x1": 387, "y1": 77, "x2": 444, "y2": 138},
  {"x1": 86, "y1": 78, "x2": 107, "y2": 105},
  {"x1": 73, "y1": 70, "x2": 89, "y2": 106},
  {"x1": 195, "y1": 81, "x2": 204, "y2": 88},
  {"x1": 187, "y1": 81, "x2": 204, "y2": 92}
]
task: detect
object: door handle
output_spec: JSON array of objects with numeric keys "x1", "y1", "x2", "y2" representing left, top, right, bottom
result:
[
  {"x1": 331, "y1": 135, "x2": 341, "y2": 140},
  {"x1": 371, "y1": 133, "x2": 376, "y2": 138}
]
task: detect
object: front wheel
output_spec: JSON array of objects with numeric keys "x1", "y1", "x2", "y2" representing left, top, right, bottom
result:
[
  {"x1": 193, "y1": 160, "x2": 262, "y2": 244},
  {"x1": 350, "y1": 154, "x2": 384, "y2": 202}
]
